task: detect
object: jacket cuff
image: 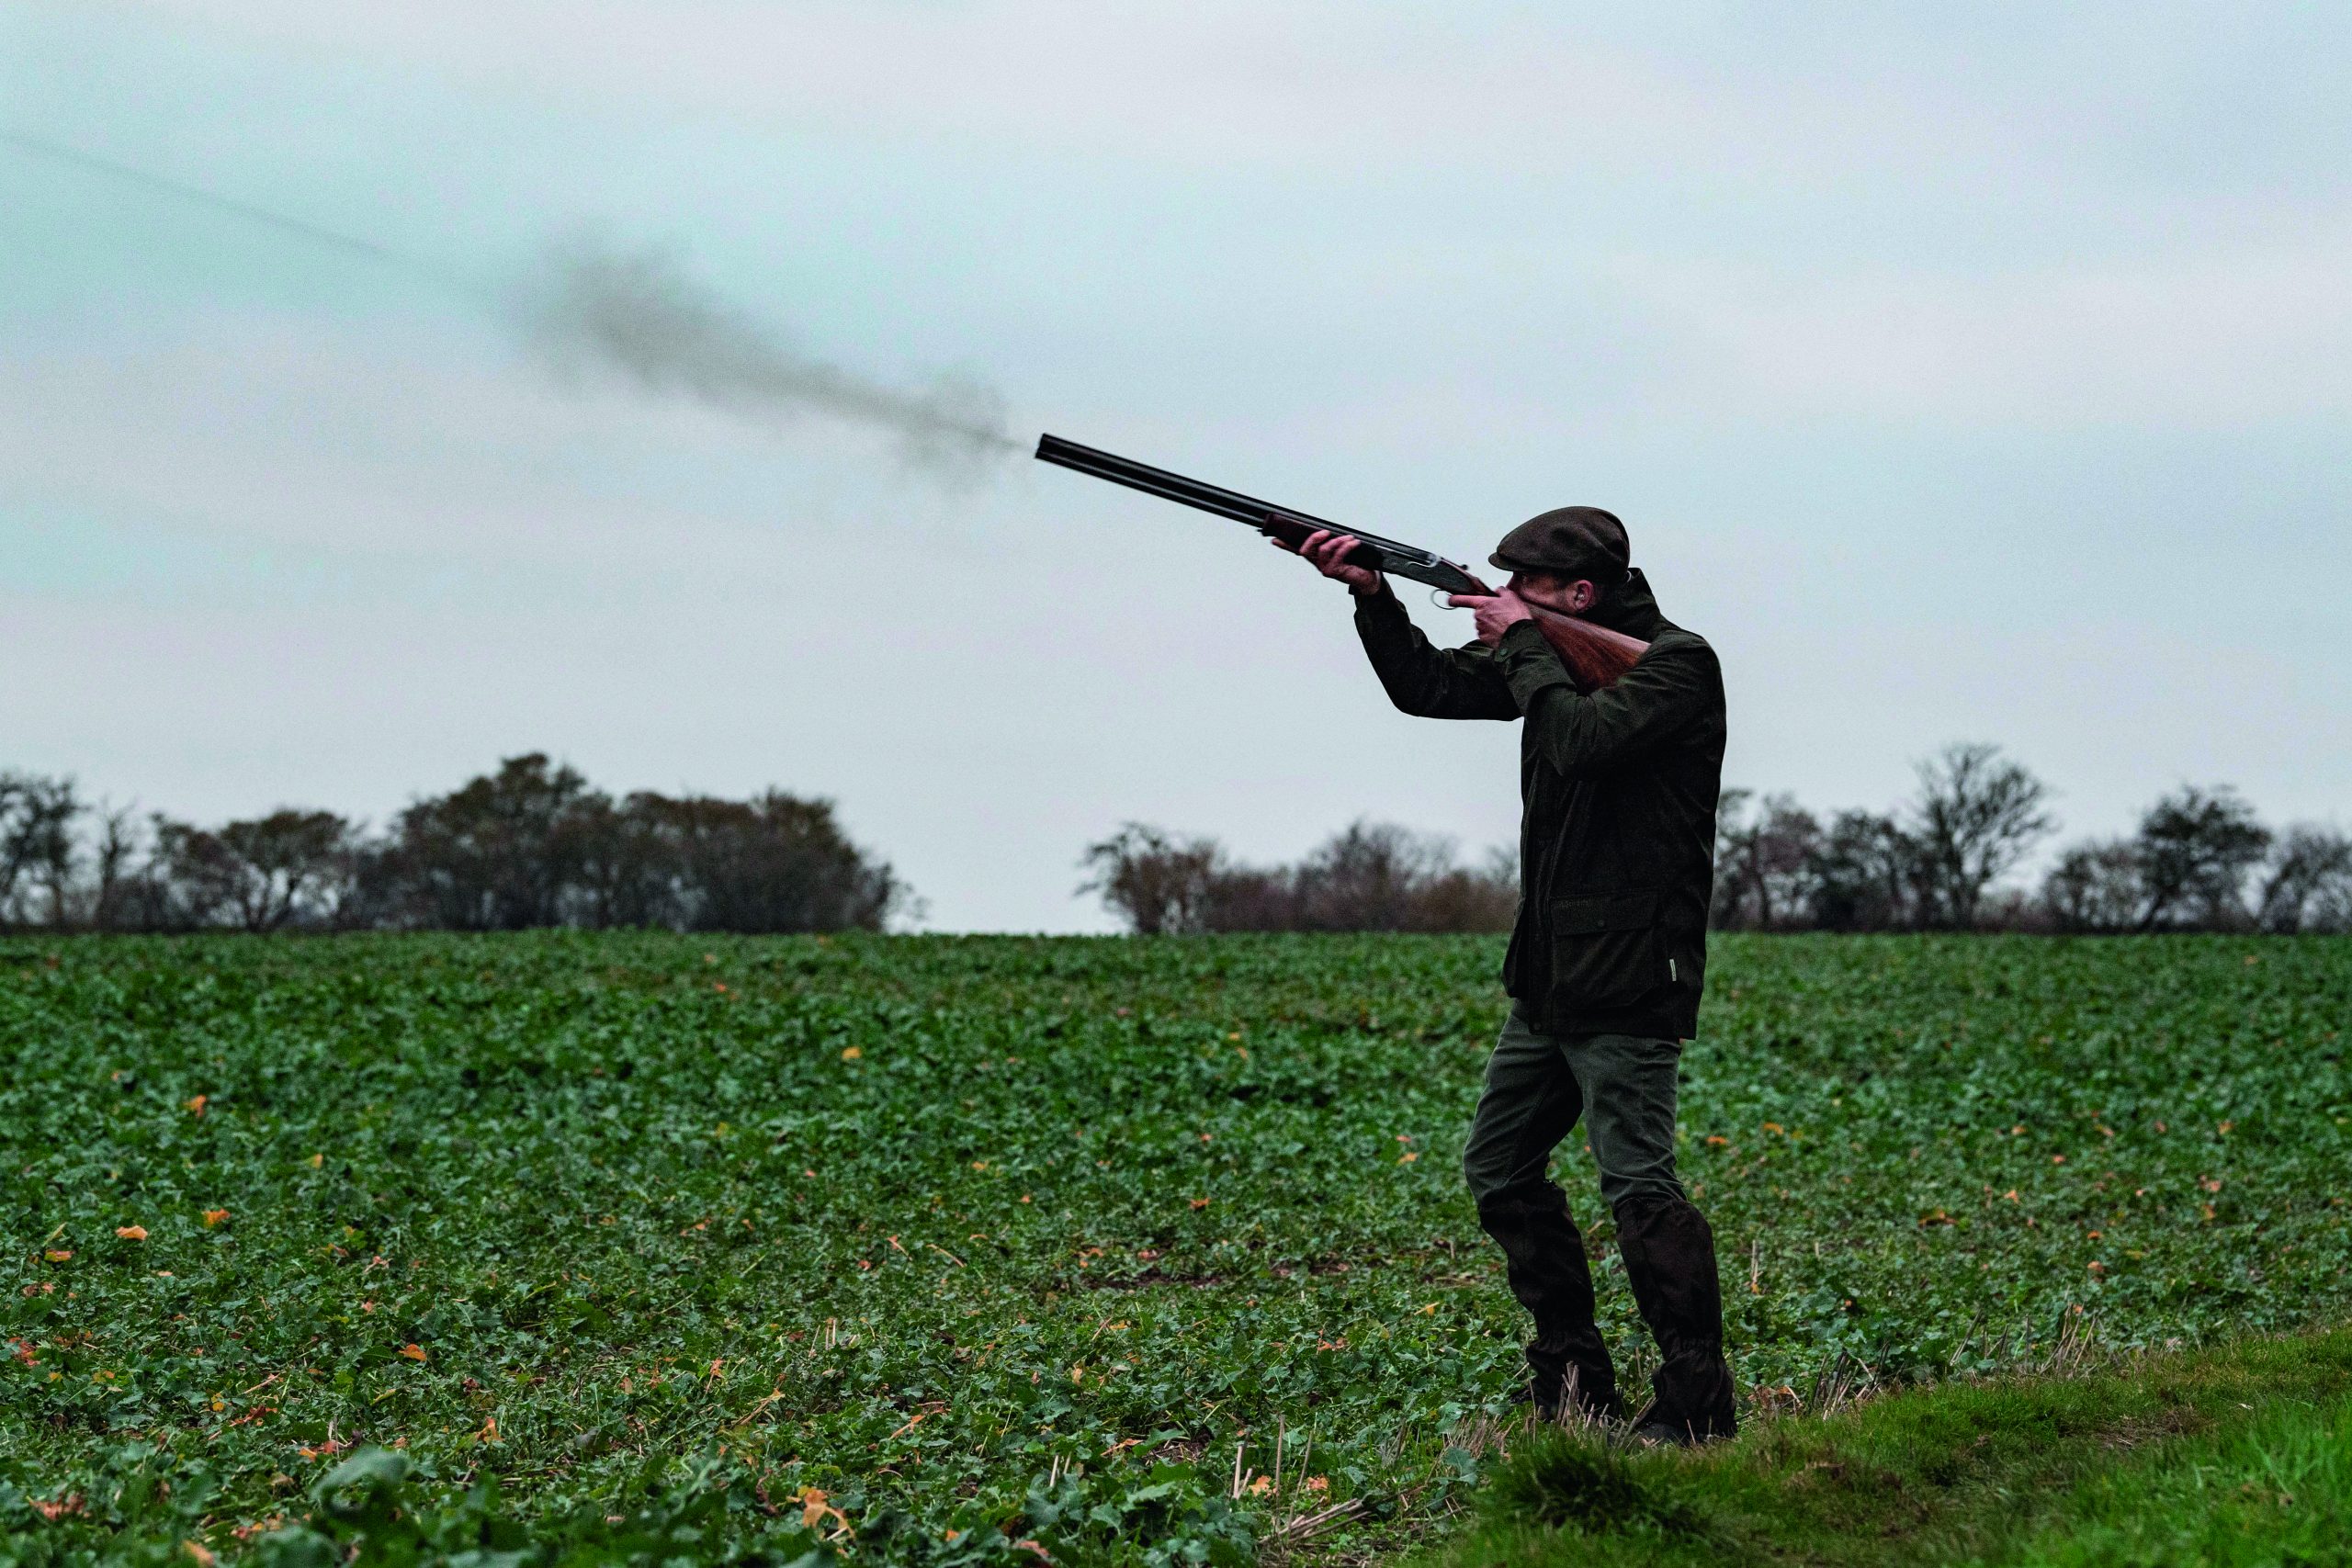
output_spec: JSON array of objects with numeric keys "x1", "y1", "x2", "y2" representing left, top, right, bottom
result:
[
  {"x1": 1351, "y1": 579, "x2": 1404, "y2": 626},
  {"x1": 1496, "y1": 619, "x2": 1575, "y2": 711}
]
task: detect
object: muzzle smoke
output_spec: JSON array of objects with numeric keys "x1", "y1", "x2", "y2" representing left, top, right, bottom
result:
[
  {"x1": 519, "y1": 238, "x2": 1018, "y2": 480},
  {"x1": 2, "y1": 131, "x2": 1020, "y2": 483}
]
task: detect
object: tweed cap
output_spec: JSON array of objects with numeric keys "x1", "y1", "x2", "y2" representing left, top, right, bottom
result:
[{"x1": 1489, "y1": 505, "x2": 1631, "y2": 587}]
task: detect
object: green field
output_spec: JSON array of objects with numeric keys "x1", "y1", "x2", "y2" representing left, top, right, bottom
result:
[{"x1": 5, "y1": 933, "x2": 2348, "y2": 1565}]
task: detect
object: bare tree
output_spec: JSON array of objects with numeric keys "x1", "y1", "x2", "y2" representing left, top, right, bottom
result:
[
  {"x1": 87, "y1": 805, "x2": 142, "y2": 931},
  {"x1": 1713, "y1": 792, "x2": 1821, "y2": 930},
  {"x1": 1904, "y1": 743, "x2": 2055, "y2": 930},
  {"x1": 0, "y1": 773, "x2": 30, "y2": 920},
  {"x1": 2256, "y1": 826, "x2": 2352, "y2": 934},
  {"x1": 1081, "y1": 820, "x2": 1516, "y2": 934},
  {"x1": 0, "y1": 773, "x2": 84, "y2": 930},
  {"x1": 1411, "y1": 845, "x2": 1522, "y2": 933},
  {"x1": 145, "y1": 818, "x2": 235, "y2": 929},
  {"x1": 2042, "y1": 840, "x2": 2143, "y2": 933},
  {"x1": 1288, "y1": 821, "x2": 1515, "y2": 932},
  {"x1": 218, "y1": 811, "x2": 356, "y2": 931},
  {"x1": 1294, "y1": 821, "x2": 1455, "y2": 931},
  {"x1": 1079, "y1": 824, "x2": 1224, "y2": 934},
  {"x1": 1802, "y1": 810, "x2": 1916, "y2": 931},
  {"x1": 2132, "y1": 785, "x2": 2271, "y2": 931},
  {"x1": 1200, "y1": 863, "x2": 1300, "y2": 932}
]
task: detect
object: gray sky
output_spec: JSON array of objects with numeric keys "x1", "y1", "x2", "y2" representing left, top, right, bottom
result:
[{"x1": 5, "y1": 1, "x2": 2348, "y2": 931}]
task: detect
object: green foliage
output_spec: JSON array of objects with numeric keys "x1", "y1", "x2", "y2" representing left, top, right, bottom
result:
[
  {"x1": 2, "y1": 932, "x2": 2346, "y2": 1562},
  {"x1": 1983, "y1": 1389, "x2": 2352, "y2": 1566},
  {"x1": 1485, "y1": 1433, "x2": 1709, "y2": 1539},
  {"x1": 1423, "y1": 1324, "x2": 2352, "y2": 1568}
]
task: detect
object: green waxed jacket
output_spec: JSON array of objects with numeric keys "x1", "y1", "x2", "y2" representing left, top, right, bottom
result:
[{"x1": 1351, "y1": 569, "x2": 1725, "y2": 1039}]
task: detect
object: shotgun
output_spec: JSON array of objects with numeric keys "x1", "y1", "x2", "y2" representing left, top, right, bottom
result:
[{"x1": 1035, "y1": 434, "x2": 1648, "y2": 692}]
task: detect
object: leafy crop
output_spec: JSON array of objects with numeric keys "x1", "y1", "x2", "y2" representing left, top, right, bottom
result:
[{"x1": 3, "y1": 933, "x2": 2346, "y2": 1563}]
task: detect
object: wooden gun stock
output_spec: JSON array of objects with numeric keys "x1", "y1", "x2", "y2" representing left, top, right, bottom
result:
[
  {"x1": 1527, "y1": 605, "x2": 1649, "y2": 692},
  {"x1": 1455, "y1": 571, "x2": 1648, "y2": 692}
]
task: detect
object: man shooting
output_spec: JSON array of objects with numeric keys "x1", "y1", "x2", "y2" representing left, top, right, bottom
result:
[{"x1": 1283, "y1": 511, "x2": 1736, "y2": 1445}]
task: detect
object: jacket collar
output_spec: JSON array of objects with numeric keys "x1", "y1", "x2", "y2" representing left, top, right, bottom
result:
[{"x1": 1591, "y1": 568, "x2": 1671, "y2": 639}]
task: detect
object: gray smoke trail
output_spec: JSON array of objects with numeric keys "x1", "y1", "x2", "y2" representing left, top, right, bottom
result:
[
  {"x1": 2, "y1": 130, "x2": 1020, "y2": 482},
  {"x1": 519, "y1": 238, "x2": 1019, "y2": 479}
]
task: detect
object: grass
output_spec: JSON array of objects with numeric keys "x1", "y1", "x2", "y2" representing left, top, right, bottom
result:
[
  {"x1": 2, "y1": 931, "x2": 2347, "y2": 1564},
  {"x1": 1431, "y1": 1325, "x2": 2352, "y2": 1568}
]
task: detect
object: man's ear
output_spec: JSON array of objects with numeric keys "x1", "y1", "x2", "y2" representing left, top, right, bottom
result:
[{"x1": 1568, "y1": 580, "x2": 1598, "y2": 613}]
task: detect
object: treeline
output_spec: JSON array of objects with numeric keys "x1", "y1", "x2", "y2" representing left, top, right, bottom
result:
[
  {"x1": 1716, "y1": 743, "x2": 2347, "y2": 933},
  {"x1": 12, "y1": 742, "x2": 2348, "y2": 939},
  {"x1": 0, "y1": 755, "x2": 906, "y2": 934},
  {"x1": 1086, "y1": 744, "x2": 2352, "y2": 936},
  {"x1": 1080, "y1": 820, "x2": 1518, "y2": 934}
]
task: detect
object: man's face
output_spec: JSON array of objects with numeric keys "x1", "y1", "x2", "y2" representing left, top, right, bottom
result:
[{"x1": 1508, "y1": 570, "x2": 1597, "y2": 615}]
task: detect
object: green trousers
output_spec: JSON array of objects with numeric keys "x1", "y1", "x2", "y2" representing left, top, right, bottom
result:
[
  {"x1": 1460, "y1": 1002, "x2": 1736, "y2": 1437},
  {"x1": 1461, "y1": 1004, "x2": 1685, "y2": 1213}
]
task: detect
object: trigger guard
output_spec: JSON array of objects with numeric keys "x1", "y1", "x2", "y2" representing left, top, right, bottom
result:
[{"x1": 1430, "y1": 587, "x2": 1456, "y2": 609}]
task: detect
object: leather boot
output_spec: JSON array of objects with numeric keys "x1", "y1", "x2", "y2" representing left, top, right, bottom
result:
[
  {"x1": 1612, "y1": 1194, "x2": 1736, "y2": 1442},
  {"x1": 1476, "y1": 1188, "x2": 1621, "y2": 1420}
]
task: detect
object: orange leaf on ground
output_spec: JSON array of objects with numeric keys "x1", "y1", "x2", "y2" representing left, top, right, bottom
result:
[
  {"x1": 200, "y1": 1210, "x2": 229, "y2": 1227},
  {"x1": 399, "y1": 1343, "x2": 427, "y2": 1361},
  {"x1": 116, "y1": 1226, "x2": 149, "y2": 1241}
]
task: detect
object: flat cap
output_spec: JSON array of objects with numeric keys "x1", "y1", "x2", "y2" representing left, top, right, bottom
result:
[{"x1": 1489, "y1": 506, "x2": 1631, "y2": 586}]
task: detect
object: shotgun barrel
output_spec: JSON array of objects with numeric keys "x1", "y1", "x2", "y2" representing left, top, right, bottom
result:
[
  {"x1": 1035, "y1": 434, "x2": 1489, "y2": 598},
  {"x1": 1034, "y1": 433, "x2": 1650, "y2": 691}
]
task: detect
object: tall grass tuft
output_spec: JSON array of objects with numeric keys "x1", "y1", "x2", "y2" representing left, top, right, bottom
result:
[{"x1": 1485, "y1": 1428, "x2": 1713, "y2": 1539}]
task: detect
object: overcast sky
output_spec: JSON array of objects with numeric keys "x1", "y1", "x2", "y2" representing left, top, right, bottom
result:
[{"x1": 6, "y1": 1, "x2": 2348, "y2": 931}]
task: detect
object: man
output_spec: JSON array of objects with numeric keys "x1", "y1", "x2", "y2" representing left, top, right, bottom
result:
[{"x1": 1283, "y1": 510, "x2": 1735, "y2": 1445}]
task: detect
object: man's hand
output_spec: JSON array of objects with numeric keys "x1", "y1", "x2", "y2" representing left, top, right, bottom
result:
[
  {"x1": 1446, "y1": 589, "x2": 1535, "y2": 646},
  {"x1": 1275, "y1": 528, "x2": 1384, "y2": 596}
]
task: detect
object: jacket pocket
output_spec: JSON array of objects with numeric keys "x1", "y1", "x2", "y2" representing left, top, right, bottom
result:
[{"x1": 1548, "y1": 889, "x2": 1666, "y2": 1012}]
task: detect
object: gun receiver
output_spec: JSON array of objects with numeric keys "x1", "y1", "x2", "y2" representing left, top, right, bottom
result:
[{"x1": 1034, "y1": 434, "x2": 1647, "y2": 692}]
